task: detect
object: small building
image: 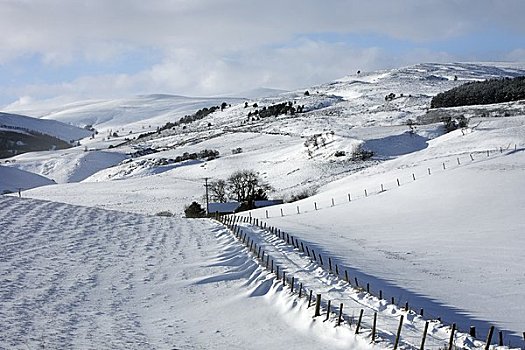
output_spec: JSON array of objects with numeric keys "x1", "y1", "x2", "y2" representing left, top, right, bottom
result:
[
  {"x1": 208, "y1": 199, "x2": 284, "y2": 215},
  {"x1": 208, "y1": 202, "x2": 241, "y2": 215}
]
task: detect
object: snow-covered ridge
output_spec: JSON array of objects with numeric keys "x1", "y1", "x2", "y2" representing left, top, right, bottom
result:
[{"x1": 0, "y1": 111, "x2": 91, "y2": 142}]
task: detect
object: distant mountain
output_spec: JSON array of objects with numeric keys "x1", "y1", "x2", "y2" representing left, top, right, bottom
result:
[{"x1": 0, "y1": 112, "x2": 91, "y2": 158}]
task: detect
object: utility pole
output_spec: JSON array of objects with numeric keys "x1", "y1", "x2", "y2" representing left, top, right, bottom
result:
[{"x1": 204, "y1": 178, "x2": 209, "y2": 216}]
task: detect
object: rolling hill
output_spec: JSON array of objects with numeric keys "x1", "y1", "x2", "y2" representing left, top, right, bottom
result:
[{"x1": 2, "y1": 62, "x2": 525, "y2": 348}]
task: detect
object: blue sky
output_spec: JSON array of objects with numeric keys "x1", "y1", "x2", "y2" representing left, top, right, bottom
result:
[{"x1": 1, "y1": 0, "x2": 524, "y2": 108}]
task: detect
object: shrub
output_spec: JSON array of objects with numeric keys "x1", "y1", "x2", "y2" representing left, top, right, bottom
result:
[
  {"x1": 288, "y1": 188, "x2": 317, "y2": 202},
  {"x1": 184, "y1": 202, "x2": 206, "y2": 218},
  {"x1": 156, "y1": 210, "x2": 173, "y2": 217},
  {"x1": 442, "y1": 115, "x2": 469, "y2": 133},
  {"x1": 351, "y1": 145, "x2": 374, "y2": 161},
  {"x1": 334, "y1": 150, "x2": 346, "y2": 157}
]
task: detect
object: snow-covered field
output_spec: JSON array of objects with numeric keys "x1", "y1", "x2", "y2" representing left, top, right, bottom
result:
[
  {"x1": 2, "y1": 62, "x2": 525, "y2": 349},
  {"x1": 1, "y1": 196, "x2": 364, "y2": 349}
]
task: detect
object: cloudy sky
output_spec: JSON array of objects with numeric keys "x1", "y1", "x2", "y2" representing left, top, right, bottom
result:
[{"x1": 1, "y1": 0, "x2": 525, "y2": 107}]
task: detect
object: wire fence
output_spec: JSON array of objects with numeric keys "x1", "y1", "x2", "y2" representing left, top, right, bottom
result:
[
  {"x1": 217, "y1": 214, "x2": 523, "y2": 349},
  {"x1": 248, "y1": 144, "x2": 524, "y2": 221},
  {"x1": 214, "y1": 145, "x2": 525, "y2": 349}
]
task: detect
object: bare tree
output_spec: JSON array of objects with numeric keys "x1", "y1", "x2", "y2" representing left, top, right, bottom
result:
[
  {"x1": 227, "y1": 170, "x2": 271, "y2": 204},
  {"x1": 210, "y1": 179, "x2": 227, "y2": 203}
]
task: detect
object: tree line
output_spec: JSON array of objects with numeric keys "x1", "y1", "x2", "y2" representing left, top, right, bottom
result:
[{"x1": 431, "y1": 76, "x2": 525, "y2": 108}]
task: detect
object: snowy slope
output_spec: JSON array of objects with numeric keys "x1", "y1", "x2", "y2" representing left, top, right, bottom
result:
[
  {"x1": 245, "y1": 146, "x2": 525, "y2": 344},
  {"x1": 0, "y1": 196, "x2": 371, "y2": 349},
  {"x1": 0, "y1": 112, "x2": 91, "y2": 142},
  {"x1": 0, "y1": 165, "x2": 55, "y2": 194},
  {"x1": 5, "y1": 95, "x2": 244, "y2": 134},
  {"x1": 7, "y1": 148, "x2": 128, "y2": 183}
]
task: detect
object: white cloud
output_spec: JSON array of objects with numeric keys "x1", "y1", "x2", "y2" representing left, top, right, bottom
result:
[
  {"x1": 0, "y1": 0, "x2": 524, "y2": 103},
  {"x1": 2, "y1": 41, "x2": 462, "y2": 104},
  {"x1": 1, "y1": 0, "x2": 524, "y2": 63}
]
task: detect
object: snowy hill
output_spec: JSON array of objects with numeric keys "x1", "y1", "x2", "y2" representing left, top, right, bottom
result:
[
  {"x1": 2, "y1": 62, "x2": 525, "y2": 348},
  {"x1": 0, "y1": 165, "x2": 55, "y2": 194},
  {"x1": 0, "y1": 112, "x2": 92, "y2": 158},
  {"x1": 5, "y1": 94, "x2": 245, "y2": 134},
  {"x1": 0, "y1": 111, "x2": 91, "y2": 142}
]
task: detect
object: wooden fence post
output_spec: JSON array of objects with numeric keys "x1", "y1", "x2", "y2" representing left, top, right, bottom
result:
[
  {"x1": 328, "y1": 257, "x2": 332, "y2": 272},
  {"x1": 470, "y1": 153, "x2": 474, "y2": 161},
  {"x1": 308, "y1": 290, "x2": 313, "y2": 307},
  {"x1": 457, "y1": 157, "x2": 461, "y2": 165},
  {"x1": 325, "y1": 300, "x2": 331, "y2": 321},
  {"x1": 299, "y1": 283, "x2": 303, "y2": 297},
  {"x1": 412, "y1": 173, "x2": 416, "y2": 181},
  {"x1": 265, "y1": 210, "x2": 268, "y2": 218},
  {"x1": 394, "y1": 315, "x2": 404, "y2": 350},
  {"x1": 498, "y1": 331, "x2": 503, "y2": 346},
  {"x1": 366, "y1": 283, "x2": 370, "y2": 293},
  {"x1": 484, "y1": 326, "x2": 494, "y2": 350},
  {"x1": 428, "y1": 168, "x2": 431, "y2": 175},
  {"x1": 354, "y1": 277, "x2": 359, "y2": 287},
  {"x1": 379, "y1": 290, "x2": 382, "y2": 299},
  {"x1": 337, "y1": 303, "x2": 344, "y2": 326},
  {"x1": 448, "y1": 323, "x2": 456, "y2": 350},
  {"x1": 364, "y1": 189, "x2": 368, "y2": 197},
  {"x1": 381, "y1": 184, "x2": 384, "y2": 192},
  {"x1": 420, "y1": 321, "x2": 429, "y2": 350},
  {"x1": 345, "y1": 270, "x2": 349, "y2": 283},
  {"x1": 397, "y1": 178, "x2": 400, "y2": 186},
  {"x1": 314, "y1": 294, "x2": 322, "y2": 317},
  {"x1": 280, "y1": 208, "x2": 283, "y2": 217},
  {"x1": 355, "y1": 309, "x2": 364, "y2": 334},
  {"x1": 282, "y1": 271, "x2": 286, "y2": 285},
  {"x1": 470, "y1": 326, "x2": 476, "y2": 338},
  {"x1": 335, "y1": 264, "x2": 339, "y2": 276},
  {"x1": 348, "y1": 193, "x2": 351, "y2": 202},
  {"x1": 331, "y1": 198, "x2": 335, "y2": 206},
  {"x1": 296, "y1": 206, "x2": 300, "y2": 214},
  {"x1": 372, "y1": 312, "x2": 377, "y2": 342},
  {"x1": 319, "y1": 254, "x2": 323, "y2": 266},
  {"x1": 314, "y1": 202, "x2": 317, "y2": 210}
]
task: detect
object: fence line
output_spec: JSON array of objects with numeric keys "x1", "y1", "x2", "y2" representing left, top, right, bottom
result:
[
  {"x1": 251, "y1": 145, "x2": 523, "y2": 221},
  {"x1": 215, "y1": 215, "x2": 511, "y2": 349}
]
